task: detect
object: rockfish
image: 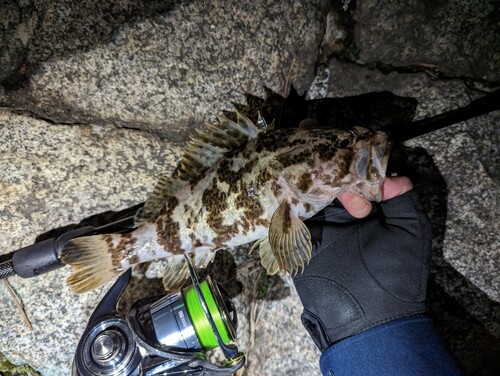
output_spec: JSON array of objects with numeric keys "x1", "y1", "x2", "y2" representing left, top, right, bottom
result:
[{"x1": 61, "y1": 114, "x2": 391, "y2": 293}]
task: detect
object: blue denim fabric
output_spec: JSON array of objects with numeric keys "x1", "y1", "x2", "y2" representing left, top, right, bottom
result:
[{"x1": 320, "y1": 315, "x2": 462, "y2": 376}]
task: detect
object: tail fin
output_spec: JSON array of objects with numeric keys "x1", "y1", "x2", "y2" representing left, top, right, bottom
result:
[{"x1": 61, "y1": 233, "x2": 132, "y2": 294}]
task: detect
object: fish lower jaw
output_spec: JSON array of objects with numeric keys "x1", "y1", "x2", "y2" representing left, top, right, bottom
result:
[{"x1": 351, "y1": 180, "x2": 384, "y2": 202}]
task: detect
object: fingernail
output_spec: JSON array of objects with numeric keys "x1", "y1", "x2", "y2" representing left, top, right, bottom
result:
[{"x1": 351, "y1": 196, "x2": 371, "y2": 217}]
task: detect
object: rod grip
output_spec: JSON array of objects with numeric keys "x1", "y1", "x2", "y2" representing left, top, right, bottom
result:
[{"x1": 12, "y1": 226, "x2": 94, "y2": 278}]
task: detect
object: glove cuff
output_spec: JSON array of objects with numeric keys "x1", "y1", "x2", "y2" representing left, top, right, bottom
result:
[{"x1": 295, "y1": 275, "x2": 427, "y2": 351}]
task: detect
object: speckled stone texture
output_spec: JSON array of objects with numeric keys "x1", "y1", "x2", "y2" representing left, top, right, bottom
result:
[
  {"x1": 1, "y1": 0, "x2": 327, "y2": 140},
  {"x1": 0, "y1": 0, "x2": 499, "y2": 375},
  {"x1": 0, "y1": 110, "x2": 179, "y2": 375}
]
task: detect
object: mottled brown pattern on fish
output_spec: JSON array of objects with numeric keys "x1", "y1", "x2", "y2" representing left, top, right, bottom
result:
[
  {"x1": 297, "y1": 172, "x2": 313, "y2": 192},
  {"x1": 104, "y1": 235, "x2": 117, "y2": 267},
  {"x1": 213, "y1": 223, "x2": 239, "y2": 247},
  {"x1": 256, "y1": 218, "x2": 270, "y2": 227},
  {"x1": 153, "y1": 125, "x2": 388, "y2": 260},
  {"x1": 335, "y1": 149, "x2": 354, "y2": 182},
  {"x1": 312, "y1": 143, "x2": 338, "y2": 162},
  {"x1": 276, "y1": 150, "x2": 312, "y2": 168},
  {"x1": 282, "y1": 204, "x2": 291, "y2": 233},
  {"x1": 117, "y1": 233, "x2": 136, "y2": 263},
  {"x1": 104, "y1": 233, "x2": 135, "y2": 267},
  {"x1": 217, "y1": 157, "x2": 257, "y2": 193},
  {"x1": 128, "y1": 255, "x2": 140, "y2": 264},
  {"x1": 235, "y1": 187, "x2": 266, "y2": 234},
  {"x1": 254, "y1": 131, "x2": 289, "y2": 153},
  {"x1": 188, "y1": 233, "x2": 203, "y2": 248},
  {"x1": 106, "y1": 235, "x2": 122, "y2": 268},
  {"x1": 156, "y1": 196, "x2": 183, "y2": 254},
  {"x1": 202, "y1": 181, "x2": 229, "y2": 233},
  {"x1": 256, "y1": 167, "x2": 275, "y2": 187}
]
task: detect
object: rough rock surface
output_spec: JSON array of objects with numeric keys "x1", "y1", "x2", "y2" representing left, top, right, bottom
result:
[
  {"x1": 0, "y1": 110, "x2": 179, "y2": 375},
  {"x1": 353, "y1": 0, "x2": 500, "y2": 82},
  {"x1": 1, "y1": 0, "x2": 327, "y2": 140},
  {"x1": 0, "y1": 0, "x2": 499, "y2": 375}
]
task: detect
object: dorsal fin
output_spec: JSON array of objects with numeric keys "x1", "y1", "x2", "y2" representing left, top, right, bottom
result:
[
  {"x1": 134, "y1": 174, "x2": 186, "y2": 225},
  {"x1": 135, "y1": 112, "x2": 268, "y2": 226}
]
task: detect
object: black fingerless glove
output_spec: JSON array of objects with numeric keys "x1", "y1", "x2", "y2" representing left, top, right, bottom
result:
[{"x1": 293, "y1": 191, "x2": 432, "y2": 351}]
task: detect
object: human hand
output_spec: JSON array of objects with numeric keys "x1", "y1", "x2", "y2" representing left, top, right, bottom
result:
[
  {"x1": 293, "y1": 177, "x2": 432, "y2": 351},
  {"x1": 338, "y1": 176, "x2": 414, "y2": 218}
]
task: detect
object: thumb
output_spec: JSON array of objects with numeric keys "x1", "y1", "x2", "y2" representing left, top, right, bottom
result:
[{"x1": 381, "y1": 176, "x2": 413, "y2": 201}]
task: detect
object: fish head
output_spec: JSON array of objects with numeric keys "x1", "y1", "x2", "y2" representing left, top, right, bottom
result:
[
  {"x1": 292, "y1": 126, "x2": 392, "y2": 202},
  {"x1": 343, "y1": 126, "x2": 392, "y2": 201}
]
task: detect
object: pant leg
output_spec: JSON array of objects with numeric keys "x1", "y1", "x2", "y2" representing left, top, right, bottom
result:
[{"x1": 320, "y1": 315, "x2": 462, "y2": 376}]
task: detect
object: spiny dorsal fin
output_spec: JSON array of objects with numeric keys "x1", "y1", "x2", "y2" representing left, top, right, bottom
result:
[
  {"x1": 174, "y1": 112, "x2": 265, "y2": 181},
  {"x1": 134, "y1": 174, "x2": 186, "y2": 226},
  {"x1": 135, "y1": 113, "x2": 268, "y2": 226}
]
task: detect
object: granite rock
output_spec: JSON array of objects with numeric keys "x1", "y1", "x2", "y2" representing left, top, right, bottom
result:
[
  {"x1": 0, "y1": 0, "x2": 37, "y2": 85},
  {"x1": 0, "y1": 110, "x2": 178, "y2": 375},
  {"x1": 1, "y1": 0, "x2": 328, "y2": 140}
]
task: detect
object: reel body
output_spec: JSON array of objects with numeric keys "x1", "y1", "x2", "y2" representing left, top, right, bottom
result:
[{"x1": 73, "y1": 256, "x2": 245, "y2": 376}]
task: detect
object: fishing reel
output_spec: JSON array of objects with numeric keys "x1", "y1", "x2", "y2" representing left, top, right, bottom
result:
[{"x1": 73, "y1": 255, "x2": 245, "y2": 376}]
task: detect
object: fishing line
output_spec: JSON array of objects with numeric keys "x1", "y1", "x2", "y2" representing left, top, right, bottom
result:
[{"x1": 183, "y1": 279, "x2": 231, "y2": 349}]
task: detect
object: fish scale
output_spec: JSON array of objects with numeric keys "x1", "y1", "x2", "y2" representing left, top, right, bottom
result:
[{"x1": 61, "y1": 114, "x2": 391, "y2": 293}]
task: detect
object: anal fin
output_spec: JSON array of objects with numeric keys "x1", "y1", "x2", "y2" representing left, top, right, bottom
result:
[
  {"x1": 162, "y1": 250, "x2": 217, "y2": 292},
  {"x1": 162, "y1": 255, "x2": 189, "y2": 292}
]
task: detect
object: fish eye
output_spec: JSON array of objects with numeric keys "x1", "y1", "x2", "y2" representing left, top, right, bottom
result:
[{"x1": 336, "y1": 136, "x2": 352, "y2": 149}]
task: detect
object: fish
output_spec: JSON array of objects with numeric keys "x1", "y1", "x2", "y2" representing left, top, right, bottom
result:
[{"x1": 61, "y1": 114, "x2": 391, "y2": 293}]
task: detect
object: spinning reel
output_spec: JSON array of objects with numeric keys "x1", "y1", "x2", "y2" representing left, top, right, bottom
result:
[{"x1": 73, "y1": 255, "x2": 245, "y2": 376}]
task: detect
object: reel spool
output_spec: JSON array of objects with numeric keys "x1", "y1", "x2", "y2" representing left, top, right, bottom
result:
[
  {"x1": 150, "y1": 276, "x2": 237, "y2": 351},
  {"x1": 73, "y1": 255, "x2": 244, "y2": 375}
]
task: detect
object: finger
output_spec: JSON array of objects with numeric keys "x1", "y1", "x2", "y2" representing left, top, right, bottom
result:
[
  {"x1": 381, "y1": 176, "x2": 413, "y2": 201},
  {"x1": 338, "y1": 177, "x2": 413, "y2": 218},
  {"x1": 338, "y1": 192, "x2": 372, "y2": 218}
]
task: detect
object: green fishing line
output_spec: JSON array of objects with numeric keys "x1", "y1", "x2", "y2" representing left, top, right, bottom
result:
[{"x1": 183, "y1": 280, "x2": 231, "y2": 349}]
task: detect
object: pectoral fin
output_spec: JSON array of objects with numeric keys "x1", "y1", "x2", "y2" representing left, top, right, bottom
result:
[
  {"x1": 268, "y1": 201, "x2": 312, "y2": 275},
  {"x1": 251, "y1": 237, "x2": 279, "y2": 275}
]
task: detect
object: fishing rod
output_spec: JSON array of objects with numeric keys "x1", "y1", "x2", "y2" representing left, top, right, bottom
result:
[{"x1": 388, "y1": 89, "x2": 500, "y2": 142}]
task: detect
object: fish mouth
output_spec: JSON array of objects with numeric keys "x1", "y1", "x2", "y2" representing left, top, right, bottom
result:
[{"x1": 353, "y1": 131, "x2": 392, "y2": 201}]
